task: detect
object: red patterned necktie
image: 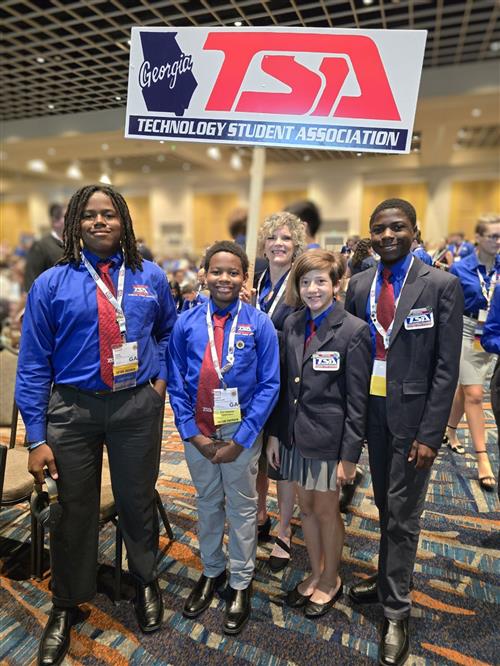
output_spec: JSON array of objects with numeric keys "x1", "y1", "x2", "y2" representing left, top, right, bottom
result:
[
  {"x1": 375, "y1": 268, "x2": 395, "y2": 360},
  {"x1": 195, "y1": 313, "x2": 229, "y2": 436},
  {"x1": 304, "y1": 319, "x2": 317, "y2": 350},
  {"x1": 96, "y1": 261, "x2": 122, "y2": 387}
]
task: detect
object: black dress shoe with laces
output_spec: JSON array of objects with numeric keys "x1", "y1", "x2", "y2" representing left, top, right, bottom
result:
[
  {"x1": 183, "y1": 571, "x2": 227, "y2": 619},
  {"x1": 379, "y1": 617, "x2": 409, "y2": 666},
  {"x1": 223, "y1": 584, "x2": 251, "y2": 635},
  {"x1": 38, "y1": 606, "x2": 82, "y2": 666},
  {"x1": 348, "y1": 573, "x2": 379, "y2": 604},
  {"x1": 134, "y1": 579, "x2": 163, "y2": 633}
]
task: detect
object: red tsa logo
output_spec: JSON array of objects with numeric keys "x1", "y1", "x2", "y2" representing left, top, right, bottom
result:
[{"x1": 203, "y1": 32, "x2": 400, "y2": 121}]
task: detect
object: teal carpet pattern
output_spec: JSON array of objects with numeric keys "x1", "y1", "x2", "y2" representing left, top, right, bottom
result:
[{"x1": 1, "y1": 400, "x2": 498, "y2": 665}]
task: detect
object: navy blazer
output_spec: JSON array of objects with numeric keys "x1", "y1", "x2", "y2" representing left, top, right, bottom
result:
[
  {"x1": 345, "y1": 257, "x2": 464, "y2": 448},
  {"x1": 269, "y1": 301, "x2": 371, "y2": 463}
]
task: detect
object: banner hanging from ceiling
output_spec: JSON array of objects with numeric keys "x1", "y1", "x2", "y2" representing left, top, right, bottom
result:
[{"x1": 125, "y1": 27, "x2": 426, "y2": 154}]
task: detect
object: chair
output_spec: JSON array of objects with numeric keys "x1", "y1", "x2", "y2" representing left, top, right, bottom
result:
[{"x1": 0, "y1": 402, "x2": 33, "y2": 511}]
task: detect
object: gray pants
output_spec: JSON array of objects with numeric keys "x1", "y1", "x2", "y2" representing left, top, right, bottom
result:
[
  {"x1": 47, "y1": 383, "x2": 163, "y2": 607},
  {"x1": 367, "y1": 396, "x2": 431, "y2": 619},
  {"x1": 184, "y1": 426, "x2": 262, "y2": 590}
]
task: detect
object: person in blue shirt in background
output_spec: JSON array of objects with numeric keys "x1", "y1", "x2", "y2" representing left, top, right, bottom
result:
[
  {"x1": 168, "y1": 240, "x2": 280, "y2": 636},
  {"x1": 445, "y1": 216, "x2": 500, "y2": 491},
  {"x1": 411, "y1": 229, "x2": 433, "y2": 266},
  {"x1": 447, "y1": 231, "x2": 475, "y2": 262},
  {"x1": 16, "y1": 185, "x2": 177, "y2": 666},
  {"x1": 481, "y1": 283, "x2": 500, "y2": 497}
]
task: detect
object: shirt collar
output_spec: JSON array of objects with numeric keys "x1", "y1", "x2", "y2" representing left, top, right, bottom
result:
[
  {"x1": 82, "y1": 247, "x2": 123, "y2": 269},
  {"x1": 379, "y1": 252, "x2": 412, "y2": 279},
  {"x1": 470, "y1": 251, "x2": 500, "y2": 273},
  {"x1": 210, "y1": 297, "x2": 240, "y2": 318},
  {"x1": 306, "y1": 301, "x2": 335, "y2": 325}
]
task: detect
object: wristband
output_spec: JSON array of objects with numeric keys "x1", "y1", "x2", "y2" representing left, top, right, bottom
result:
[{"x1": 27, "y1": 440, "x2": 47, "y2": 452}]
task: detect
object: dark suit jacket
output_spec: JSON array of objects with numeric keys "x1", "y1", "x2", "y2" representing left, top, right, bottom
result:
[
  {"x1": 344, "y1": 257, "x2": 464, "y2": 449},
  {"x1": 24, "y1": 234, "x2": 64, "y2": 291},
  {"x1": 269, "y1": 302, "x2": 372, "y2": 462}
]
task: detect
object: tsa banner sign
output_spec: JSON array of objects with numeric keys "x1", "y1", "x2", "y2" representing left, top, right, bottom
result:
[{"x1": 125, "y1": 27, "x2": 427, "y2": 154}]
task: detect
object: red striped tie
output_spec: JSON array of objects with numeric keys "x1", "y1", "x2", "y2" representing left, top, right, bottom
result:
[
  {"x1": 195, "y1": 313, "x2": 229, "y2": 436},
  {"x1": 96, "y1": 261, "x2": 122, "y2": 387}
]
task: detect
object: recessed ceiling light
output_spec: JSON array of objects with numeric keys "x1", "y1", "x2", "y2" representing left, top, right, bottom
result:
[
  {"x1": 207, "y1": 146, "x2": 221, "y2": 160},
  {"x1": 127, "y1": 39, "x2": 131, "y2": 46},
  {"x1": 113, "y1": 157, "x2": 122, "y2": 166},
  {"x1": 356, "y1": 152, "x2": 363, "y2": 157},
  {"x1": 170, "y1": 145, "x2": 176, "y2": 151},
  {"x1": 157, "y1": 154, "x2": 165, "y2": 162},
  {"x1": 159, "y1": 141, "x2": 165, "y2": 144},
  {"x1": 230, "y1": 153, "x2": 243, "y2": 170},
  {"x1": 490, "y1": 41, "x2": 500, "y2": 52},
  {"x1": 101, "y1": 143, "x2": 109, "y2": 151},
  {"x1": 303, "y1": 154, "x2": 311, "y2": 162},
  {"x1": 27, "y1": 159, "x2": 48, "y2": 173},
  {"x1": 471, "y1": 108, "x2": 482, "y2": 117},
  {"x1": 47, "y1": 103, "x2": 55, "y2": 110},
  {"x1": 99, "y1": 173, "x2": 112, "y2": 185},
  {"x1": 363, "y1": 0, "x2": 374, "y2": 5},
  {"x1": 141, "y1": 165, "x2": 151, "y2": 173},
  {"x1": 234, "y1": 21, "x2": 242, "y2": 27},
  {"x1": 36, "y1": 56, "x2": 45, "y2": 64},
  {"x1": 67, "y1": 163, "x2": 83, "y2": 179},
  {"x1": 115, "y1": 95, "x2": 122, "y2": 101},
  {"x1": 47, "y1": 147, "x2": 56, "y2": 156}
]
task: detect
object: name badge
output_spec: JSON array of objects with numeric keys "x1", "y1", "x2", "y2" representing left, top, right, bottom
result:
[
  {"x1": 478, "y1": 309, "x2": 488, "y2": 323},
  {"x1": 404, "y1": 307, "x2": 434, "y2": 330},
  {"x1": 312, "y1": 351, "x2": 340, "y2": 371},
  {"x1": 213, "y1": 387, "x2": 242, "y2": 426},
  {"x1": 370, "y1": 359, "x2": 387, "y2": 397},
  {"x1": 112, "y1": 341, "x2": 138, "y2": 391}
]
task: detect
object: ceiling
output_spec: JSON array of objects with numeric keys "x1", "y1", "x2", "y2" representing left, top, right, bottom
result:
[{"x1": 1, "y1": 0, "x2": 499, "y2": 191}]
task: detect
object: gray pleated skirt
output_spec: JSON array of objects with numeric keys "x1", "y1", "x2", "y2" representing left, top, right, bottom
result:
[
  {"x1": 280, "y1": 443, "x2": 338, "y2": 492},
  {"x1": 459, "y1": 316, "x2": 497, "y2": 385}
]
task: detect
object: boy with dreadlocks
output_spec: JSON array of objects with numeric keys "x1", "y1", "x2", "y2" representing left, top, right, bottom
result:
[{"x1": 16, "y1": 185, "x2": 177, "y2": 665}]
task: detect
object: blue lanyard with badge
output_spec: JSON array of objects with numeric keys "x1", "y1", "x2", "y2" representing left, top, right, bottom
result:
[
  {"x1": 473, "y1": 268, "x2": 498, "y2": 351},
  {"x1": 256, "y1": 269, "x2": 289, "y2": 318},
  {"x1": 206, "y1": 301, "x2": 242, "y2": 425},
  {"x1": 83, "y1": 254, "x2": 138, "y2": 391},
  {"x1": 369, "y1": 257, "x2": 414, "y2": 397}
]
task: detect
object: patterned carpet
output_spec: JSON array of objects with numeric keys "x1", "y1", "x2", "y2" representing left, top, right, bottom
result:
[{"x1": 0, "y1": 399, "x2": 498, "y2": 666}]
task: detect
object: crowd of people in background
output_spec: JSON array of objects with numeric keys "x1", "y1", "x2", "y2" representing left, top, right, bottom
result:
[{"x1": 1, "y1": 188, "x2": 498, "y2": 666}]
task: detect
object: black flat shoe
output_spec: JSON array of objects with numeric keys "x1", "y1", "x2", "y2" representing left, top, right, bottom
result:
[
  {"x1": 379, "y1": 617, "x2": 409, "y2": 666},
  {"x1": 223, "y1": 584, "x2": 251, "y2": 635},
  {"x1": 304, "y1": 580, "x2": 343, "y2": 618},
  {"x1": 183, "y1": 570, "x2": 227, "y2": 619},
  {"x1": 134, "y1": 579, "x2": 163, "y2": 633},
  {"x1": 285, "y1": 582, "x2": 313, "y2": 608},
  {"x1": 257, "y1": 516, "x2": 272, "y2": 541},
  {"x1": 348, "y1": 573, "x2": 379, "y2": 604},
  {"x1": 38, "y1": 606, "x2": 83, "y2": 666},
  {"x1": 268, "y1": 537, "x2": 291, "y2": 573}
]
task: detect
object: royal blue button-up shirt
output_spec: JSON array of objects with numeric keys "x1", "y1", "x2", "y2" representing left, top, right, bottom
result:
[
  {"x1": 481, "y1": 284, "x2": 500, "y2": 354},
  {"x1": 450, "y1": 251, "x2": 500, "y2": 316},
  {"x1": 16, "y1": 249, "x2": 177, "y2": 442},
  {"x1": 412, "y1": 246, "x2": 433, "y2": 266},
  {"x1": 447, "y1": 241, "x2": 475, "y2": 261},
  {"x1": 364, "y1": 253, "x2": 413, "y2": 358},
  {"x1": 167, "y1": 297, "x2": 280, "y2": 448}
]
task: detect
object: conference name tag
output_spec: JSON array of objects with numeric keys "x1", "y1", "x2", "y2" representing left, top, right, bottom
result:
[
  {"x1": 112, "y1": 341, "x2": 138, "y2": 391},
  {"x1": 213, "y1": 387, "x2": 241, "y2": 426},
  {"x1": 312, "y1": 351, "x2": 340, "y2": 372},
  {"x1": 404, "y1": 307, "x2": 434, "y2": 330},
  {"x1": 370, "y1": 359, "x2": 387, "y2": 397}
]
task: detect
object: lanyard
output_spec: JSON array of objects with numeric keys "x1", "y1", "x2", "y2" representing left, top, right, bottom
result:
[
  {"x1": 256, "y1": 269, "x2": 289, "y2": 319},
  {"x1": 476, "y1": 268, "x2": 498, "y2": 309},
  {"x1": 369, "y1": 257, "x2": 414, "y2": 350},
  {"x1": 82, "y1": 254, "x2": 127, "y2": 337},
  {"x1": 206, "y1": 301, "x2": 241, "y2": 388}
]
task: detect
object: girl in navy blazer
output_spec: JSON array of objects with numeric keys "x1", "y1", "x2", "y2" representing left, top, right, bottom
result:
[{"x1": 267, "y1": 249, "x2": 371, "y2": 618}]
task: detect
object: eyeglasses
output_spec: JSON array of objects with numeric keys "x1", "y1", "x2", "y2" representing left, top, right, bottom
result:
[
  {"x1": 481, "y1": 233, "x2": 500, "y2": 241},
  {"x1": 80, "y1": 210, "x2": 118, "y2": 223}
]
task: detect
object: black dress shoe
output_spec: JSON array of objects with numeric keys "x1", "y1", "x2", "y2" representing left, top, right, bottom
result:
[
  {"x1": 379, "y1": 617, "x2": 409, "y2": 666},
  {"x1": 257, "y1": 516, "x2": 272, "y2": 541},
  {"x1": 285, "y1": 582, "x2": 313, "y2": 608},
  {"x1": 340, "y1": 467, "x2": 364, "y2": 513},
  {"x1": 38, "y1": 606, "x2": 82, "y2": 666},
  {"x1": 348, "y1": 573, "x2": 379, "y2": 604},
  {"x1": 134, "y1": 579, "x2": 163, "y2": 633},
  {"x1": 183, "y1": 570, "x2": 227, "y2": 619},
  {"x1": 304, "y1": 579, "x2": 343, "y2": 618},
  {"x1": 223, "y1": 585, "x2": 251, "y2": 635}
]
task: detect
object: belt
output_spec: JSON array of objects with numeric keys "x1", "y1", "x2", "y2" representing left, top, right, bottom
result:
[
  {"x1": 464, "y1": 311, "x2": 479, "y2": 320},
  {"x1": 54, "y1": 381, "x2": 153, "y2": 397}
]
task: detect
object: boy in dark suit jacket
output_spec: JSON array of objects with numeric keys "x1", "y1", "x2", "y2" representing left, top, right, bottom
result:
[{"x1": 345, "y1": 198, "x2": 463, "y2": 666}]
